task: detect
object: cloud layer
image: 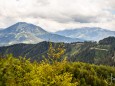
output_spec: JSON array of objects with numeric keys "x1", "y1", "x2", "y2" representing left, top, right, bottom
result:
[{"x1": 0, "y1": 0, "x2": 115, "y2": 32}]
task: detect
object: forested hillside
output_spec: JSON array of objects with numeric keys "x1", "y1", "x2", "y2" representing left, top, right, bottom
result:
[
  {"x1": 0, "y1": 55, "x2": 115, "y2": 86},
  {"x1": 0, "y1": 37, "x2": 115, "y2": 86},
  {"x1": 0, "y1": 37, "x2": 115, "y2": 66}
]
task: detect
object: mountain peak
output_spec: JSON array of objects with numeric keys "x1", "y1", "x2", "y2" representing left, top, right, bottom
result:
[
  {"x1": 15, "y1": 22, "x2": 37, "y2": 27},
  {"x1": 0, "y1": 22, "x2": 83, "y2": 46},
  {"x1": 16, "y1": 22, "x2": 28, "y2": 24},
  {"x1": 15, "y1": 22, "x2": 37, "y2": 28},
  {"x1": 4, "y1": 22, "x2": 47, "y2": 34}
]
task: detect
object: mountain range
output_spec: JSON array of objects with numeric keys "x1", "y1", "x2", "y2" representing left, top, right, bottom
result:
[
  {"x1": 0, "y1": 22, "x2": 115, "y2": 46},
  {"x1": 0, "y1": 22, "x2": 83, "y2": 46},
  {"x1": 55, "y1": 27, "x2": 115, "y2": 41}
]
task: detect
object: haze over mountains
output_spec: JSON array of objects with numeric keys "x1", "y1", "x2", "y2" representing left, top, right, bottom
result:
[
  {"x1": 0, "y1": 22, "x2": 115, "y2": 46},
  {"x1": 0, "y1": 22, "x2": 83, "y2": 46},
  {"x1": 56, "y1": 27, "x2": 115, "y2": 41}
]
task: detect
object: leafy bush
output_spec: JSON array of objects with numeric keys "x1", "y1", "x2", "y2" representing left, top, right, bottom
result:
[
  {"x1": 0, "y1": 55, "x2": 115, "y2": 86},
  {"x1": 0, "y1": 55, "x2": 77, "y2": 86}
]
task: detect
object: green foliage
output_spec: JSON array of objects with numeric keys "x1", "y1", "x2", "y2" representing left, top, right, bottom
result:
[
  {"x1": 47, "y1": 42, "x2": 65, "y2": 63},
  {"x1": 99, "y1": 36, "x2": 115, "y2": 45},
  {"x1": 1, "y1": 37, "x2": 115, "y2": 86},
  {"x1": 0, "y1": 55, "x2": 115, "y2": 86},
  {"x1": 0, "y1": 55, "x2": 77, "y2": 86},
  {"x1": 0, "y1": 38, "x2": 115, "y2": 66}
]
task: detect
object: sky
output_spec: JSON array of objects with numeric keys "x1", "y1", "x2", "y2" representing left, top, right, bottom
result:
[{"x1": 0, "y1": 0, "x2": 115, "y2": 32}]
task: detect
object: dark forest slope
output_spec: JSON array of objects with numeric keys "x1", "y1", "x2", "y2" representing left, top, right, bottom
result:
[{"x1": 0, "y1": 37, "x2": 115, "y2": 66}]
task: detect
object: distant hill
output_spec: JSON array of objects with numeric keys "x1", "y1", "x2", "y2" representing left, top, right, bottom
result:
[
  {"x1": 0, "y1": 22, "x2": 83, "y2": 46},
  {"x1": 55, "y1": 27, "x2": 115, "y2": 41},
  {"x1": 99, "y1": 36, "x2": 115, "y2": 45},
  {"x1": 0, "y1": 37, "x2": 115, "y2": 66}
]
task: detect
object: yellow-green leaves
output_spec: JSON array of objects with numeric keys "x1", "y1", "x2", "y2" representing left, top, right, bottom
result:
[
  {"x1": 0, "y1": 56, "x2": 77, "y2": 86},
  {"x1": 0, "y1": 55, "x2": 115, "y2": 86},
  {"x1": 47, "y1": 42, "x2": 65, "y2": 63}
]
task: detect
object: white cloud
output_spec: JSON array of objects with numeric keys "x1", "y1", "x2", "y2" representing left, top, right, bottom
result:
[{"x1": 0, "y1": 0, "x2": 115, "y2": 32}]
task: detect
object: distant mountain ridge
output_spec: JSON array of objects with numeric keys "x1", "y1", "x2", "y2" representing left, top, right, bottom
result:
[
  {"x1": 55, "y1": 27, "x2": 115, "y2": 41},
  {"x1": 0, "y1": 22, "x2": 83, "y2": 46}
]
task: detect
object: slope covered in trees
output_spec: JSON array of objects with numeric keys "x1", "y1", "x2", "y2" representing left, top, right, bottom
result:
[
  {"x1": 0, "y1": 37, "x2": 115, "y2": 86},
  {"x1": 0, "y1": 55, "x2": 115, "y2": 86},
  {"x1": 0, "y1": 37, "x2": 115, "y2": 66}
]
